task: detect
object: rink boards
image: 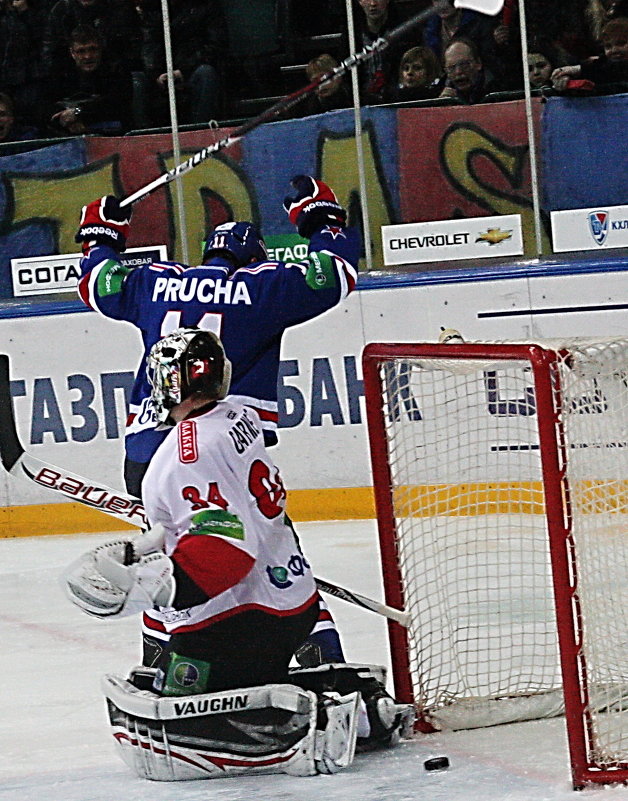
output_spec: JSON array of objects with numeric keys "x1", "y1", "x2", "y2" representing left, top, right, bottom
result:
[{"x1": 0, "y1": 255, "x2": 627, "y2": 535}]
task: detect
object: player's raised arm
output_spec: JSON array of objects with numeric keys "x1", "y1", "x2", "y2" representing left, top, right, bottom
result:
[
  {"x1": 283, "y1": 174, "x2": 360, "y2": 295},
  {"x1": 75, "y1": 195, "x2": 135, "y2": 314}
]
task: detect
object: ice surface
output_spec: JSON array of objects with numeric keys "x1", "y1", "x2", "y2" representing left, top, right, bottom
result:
[{"x1": 1, "y1": 521, "x2": 627, "y2": 801}]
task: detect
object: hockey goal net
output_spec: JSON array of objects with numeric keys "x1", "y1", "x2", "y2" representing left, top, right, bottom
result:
[{"x1": 362, "y1": 339, "x2": 628, "y2": 789}]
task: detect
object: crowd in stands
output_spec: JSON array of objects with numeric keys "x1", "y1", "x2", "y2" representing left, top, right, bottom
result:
[
  {"x1": 342, "y1": 0, "x2": 628, "y2": 107},
  {"x1": 0, "y1": 0, "x2": 626, "y2": 143}
]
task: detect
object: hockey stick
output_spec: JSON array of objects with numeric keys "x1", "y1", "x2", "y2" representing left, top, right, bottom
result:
[
  {"x1": 314, "y1": 577, "x2": 409, "y2": 626},
  {"x1": 0, "y1": 356, "x2": 148, "y2": 529},
  {"x1": 0, "y1": 355, "x2": 409, "y2": 626},
  {"x1": 119, "y1": 0, "x2": 504, "y2": 208}
]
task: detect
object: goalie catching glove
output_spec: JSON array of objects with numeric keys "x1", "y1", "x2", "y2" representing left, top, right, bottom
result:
[
  {"x1": 75, "y1": 195, "x2": 132, "y2": 253},
  {"x1": 63, "y1": 533, "x2": 174, "y2": 618},
  {"x1": 283, "y1": 175, "x2": 346, "y2": 239}
]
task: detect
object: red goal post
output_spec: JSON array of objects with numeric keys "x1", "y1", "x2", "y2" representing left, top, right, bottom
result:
[{"x1": 362, "y1": 339, "x2": 628, "y2": 789}]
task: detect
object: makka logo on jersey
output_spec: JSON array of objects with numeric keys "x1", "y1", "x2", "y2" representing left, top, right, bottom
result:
[
  {"x1": 588, "y1": 211, "x2": 609, "y2": 245},
  {"x1": 178, "y1": 420, "x2": 198, "y2": 463},
  {"x1": 266, "y1": 553, "x2": 310, "y2": 589}
]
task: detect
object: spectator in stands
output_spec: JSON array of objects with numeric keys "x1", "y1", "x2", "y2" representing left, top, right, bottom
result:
[
  {"x1": 393, "y1": 45, "x2": 444, "y2": 101},
  {"x1": 45, "y1": 24, "x2": 133, "y2": 135},
  {"x1": 493, "y1": 0, "x2": 600, "y2": 71},
  {"x1": 42, "y1": 0, "x2": 142, "y2": 76},
  {"x1": 139, "y1": 0, "x2": 226, "y2": 126},
  {"x1": 527, "y1": 43, "x2": 563, "y2": 90},
  {"x1": 586, "y1": 0, "x2": 613, "y2": 42},
  {"x1": 0, "y1": 91, "x2": 39, "y2": 142},
  {"x1": 0, "y1": 0, "x2": 47, "y2": 127},
  {"x1": 294, "y1": 54, "x2": 353, "y2": 116},
  {"x1": 584, "y1": 0, "x2": 628, "y2": 44},
  {"x1": 564, "y1": 0, "x2": 610, "y2": 62},
  {"x1": 424, "y1": 0, "x2": 504, "y2": 83},
  {"x1": 352, "y1": 0, "x2": 418, "y2": 104},
  {"x1": 551, "y1": 16, "x2": 628, "y2": 90},
  {"x1": 440, "y1": 37, "x2": 503, "y2": 103}
]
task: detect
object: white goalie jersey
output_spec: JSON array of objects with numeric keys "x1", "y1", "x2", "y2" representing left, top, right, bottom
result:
[{"x1": 142, "y1": 399, "x2": 318, "y2": 634}]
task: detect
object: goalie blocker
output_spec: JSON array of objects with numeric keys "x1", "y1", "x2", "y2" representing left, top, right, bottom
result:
[{"x1": 103, "y1": 664, "x2": 414, "y2": 781}]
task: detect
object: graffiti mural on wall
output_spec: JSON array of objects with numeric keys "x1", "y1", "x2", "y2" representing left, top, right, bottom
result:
[
  {"x1": 0, "y1": 98, "x2": 565, "y2": 297},
  {"x1": 397, "y1": 100, "x2": 549, "y2": 255}
]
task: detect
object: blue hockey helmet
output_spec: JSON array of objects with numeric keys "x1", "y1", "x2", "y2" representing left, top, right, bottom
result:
[{"x1": 202, "y1": 221, "x2": 268, "y2": 269}]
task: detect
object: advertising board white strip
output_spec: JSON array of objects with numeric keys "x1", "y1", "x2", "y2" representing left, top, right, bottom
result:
[
  {"x1": 550, "y1": 205, "x2": 628, "y2": 252},
  {"x1": 11, "y1": 246, "x2": 168, "y2": 297},
  {"x1": 381, "y1": 214, "x2": 523, "y2": 266},
  {"x1": 1, "y1": 262, "x2": 627, "y2": 516}
]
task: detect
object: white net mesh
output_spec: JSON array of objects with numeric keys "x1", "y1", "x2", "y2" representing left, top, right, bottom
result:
[
  {"x1": 370, "y1": 339, "x2": 628, "y2": 773},
  {"x1": 554, "y1": 341, "x2": 628, "y2": 767}
]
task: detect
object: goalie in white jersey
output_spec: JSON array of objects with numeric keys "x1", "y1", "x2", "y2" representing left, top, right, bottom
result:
[
  {"x1": 65, "y1": 327, "x2": 413, "y2": 779},
  {"x1": 142, "y1": 327, "x2": 320, "y2": 694}
]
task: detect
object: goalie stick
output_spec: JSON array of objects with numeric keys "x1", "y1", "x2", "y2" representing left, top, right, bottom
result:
[
  {"x1": 0, "y1": 354, "x2": 410, "y2": 627},
  {"x1": 119, "y1": 0, "x2": 504, "y2": 208}
]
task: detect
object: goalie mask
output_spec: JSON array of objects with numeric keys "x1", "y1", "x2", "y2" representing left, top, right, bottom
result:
[
  {"x1": 202, "y1": 221, "x2": 268, "y2": 270},
  {"x1": 147, "y1": 328, "x2": 232, "y2": 423}
]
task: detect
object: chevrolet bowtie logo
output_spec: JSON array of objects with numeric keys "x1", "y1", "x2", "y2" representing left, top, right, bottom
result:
[{"x1": 475, "y1": 227, "x2": 513, "y2": 245}]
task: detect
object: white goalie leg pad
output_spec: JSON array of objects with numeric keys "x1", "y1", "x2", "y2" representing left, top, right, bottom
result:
[
  {"x1": 314, "y1": 691, "x2": 360, "y2": 774},
  {"x1": 102, "y1": 673, "x2": 320, "y2": 781},
  {"x1": 289, "y1": 663, "x2": 415, "y2": 750}
]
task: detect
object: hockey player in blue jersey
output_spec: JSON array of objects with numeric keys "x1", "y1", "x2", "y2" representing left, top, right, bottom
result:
[
  {"x1": 75, "y1": 175, "x2": 360, "y2": 667},
  {"x1": 77, "y1": 176, "x2": 359, "y2": 495}
]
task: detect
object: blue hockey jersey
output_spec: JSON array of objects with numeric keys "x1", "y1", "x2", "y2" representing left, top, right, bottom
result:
[{"x1": 78, "y1": 225, "x2": 360, "y2": 463}]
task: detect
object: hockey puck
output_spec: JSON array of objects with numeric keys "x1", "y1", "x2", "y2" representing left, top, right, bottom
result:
[{"x1": 424, "y1": 756, "x2": 449, "y2": 771}]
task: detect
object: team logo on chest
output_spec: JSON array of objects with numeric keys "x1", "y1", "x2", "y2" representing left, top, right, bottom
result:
[{"x1": 178, "y1": 420, "x2": 198, "y2": 463}]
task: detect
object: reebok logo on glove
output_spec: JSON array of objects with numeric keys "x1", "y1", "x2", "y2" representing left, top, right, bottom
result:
[{"x1": 79, "y1": 225, "x2": 123, "y2": 240}]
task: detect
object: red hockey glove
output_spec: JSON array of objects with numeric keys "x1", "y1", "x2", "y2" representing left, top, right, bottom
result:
[
  {"x1": 283, "y1": 175, "x2": 346, "y2": 239},
  {"x1": 75, "y1": 196, "x2": 132, "y2": 253}
]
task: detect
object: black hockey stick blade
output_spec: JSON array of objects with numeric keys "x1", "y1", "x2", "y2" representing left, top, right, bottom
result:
[{"x1": 0, "y1": 353, "x2": 25, "y2": 472}]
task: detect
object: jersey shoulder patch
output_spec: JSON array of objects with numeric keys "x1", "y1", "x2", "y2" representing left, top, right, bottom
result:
[{"x1": 178, "y1": 420, "x2": 198, "y2": 463}]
